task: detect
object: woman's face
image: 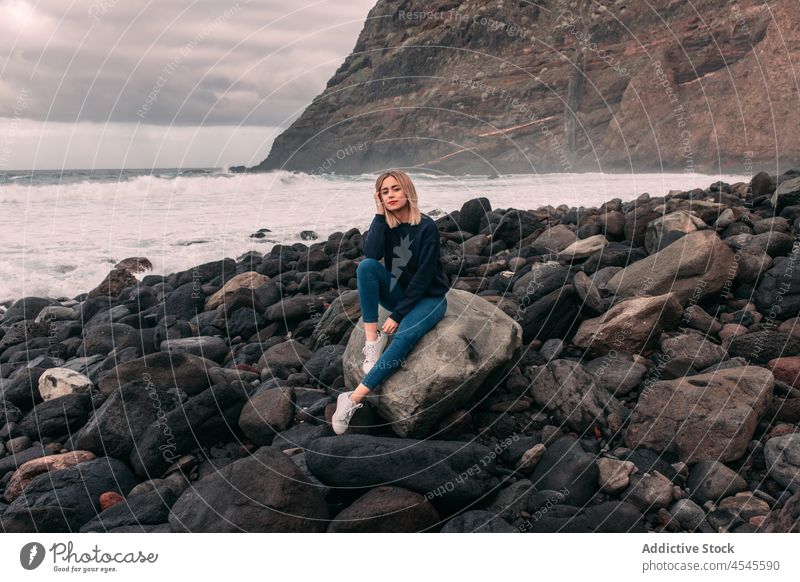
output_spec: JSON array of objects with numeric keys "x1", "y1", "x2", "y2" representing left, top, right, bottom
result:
[{"x1": 379, "y1": 176, "x2": 408, "y2": 212}]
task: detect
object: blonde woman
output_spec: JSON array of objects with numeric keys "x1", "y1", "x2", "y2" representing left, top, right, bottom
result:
[{"x1": 332, "y1": 170, "x2": 449, "y2": 434}]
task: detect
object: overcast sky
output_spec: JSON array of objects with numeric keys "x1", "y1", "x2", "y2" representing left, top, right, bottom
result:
[{"x1": 0, "y1": 0, "x2": 376, "y2": 170}]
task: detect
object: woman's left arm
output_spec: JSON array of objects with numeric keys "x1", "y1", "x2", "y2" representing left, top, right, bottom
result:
[{"x1": 388, "y1": 222, "x2": 441, "y2": 324}]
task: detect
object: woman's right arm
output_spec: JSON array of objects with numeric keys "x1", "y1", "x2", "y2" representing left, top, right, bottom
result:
[{"x1": 363, "y1": 213, "x2": 387, "y2": 260}]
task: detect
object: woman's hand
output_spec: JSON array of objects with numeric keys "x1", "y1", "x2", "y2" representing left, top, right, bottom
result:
[
  {"x1": 382, "y1": 317, "x2": 398, "y2": 334},
  {"x1": 374, "y1": 190, "x2": 385, "y2": 215}
]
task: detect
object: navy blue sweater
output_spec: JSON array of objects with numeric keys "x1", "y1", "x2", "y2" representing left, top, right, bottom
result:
[{"x1": 362, "y1": 213, "x2": 450, "y2": 323}]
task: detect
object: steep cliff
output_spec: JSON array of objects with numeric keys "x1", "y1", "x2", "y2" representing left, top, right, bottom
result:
[{"x1": 241, "y1": 0, "x2": 800, "y2": 175}]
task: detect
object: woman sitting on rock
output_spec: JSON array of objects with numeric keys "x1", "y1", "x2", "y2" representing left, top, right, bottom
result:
[{"x1": 332, "y1": 169, "x2": 450, "y2": 434}]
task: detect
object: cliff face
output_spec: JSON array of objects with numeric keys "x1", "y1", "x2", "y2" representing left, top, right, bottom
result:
[{"x1": 246, "y1": 0, "x2": 800, "y2": 175}]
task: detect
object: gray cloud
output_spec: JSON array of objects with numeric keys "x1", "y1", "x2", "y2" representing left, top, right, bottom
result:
[{"x1": 0, "y1": 0, "x2": 375, "y2": 127}]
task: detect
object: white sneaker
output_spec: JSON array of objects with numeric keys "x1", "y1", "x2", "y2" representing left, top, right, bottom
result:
[
  {"x1": 332, "y1": 391, "x2": 364, "y2": 435},
  {"x1": 362, "y1": 330, "x2": 386, "y2": 374}
]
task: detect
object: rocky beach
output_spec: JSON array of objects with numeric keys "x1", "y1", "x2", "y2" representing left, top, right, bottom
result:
[{"x1": 2, "y1": 170, "x2": 800, "y2": 533}]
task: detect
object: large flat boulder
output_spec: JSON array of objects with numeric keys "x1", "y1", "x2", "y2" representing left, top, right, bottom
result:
[
  {"x1": 573, "y1": 293, "x2": 683, "y2": 356},
  {"x1": 603, "y1": 230, "x2": 736, "y2": 305},
  {"x1": 557, "y1": 234, "x2": 608, "y2": 261},
  {"x1": 625, "y1": 366, "x2": 774, "y2": 463},
  {"x1": 344, "y1": 289, "x2": 522, "y2": 438},
  {"x1": 96, "y1": 351, "x2": 218, "y2": 396},
  {"x1": 305, "y1": 434, "x2": 500, "y2": 508},
  {"x1": 527, "y1": 360, "x2": 625, "y2": 432},
  {"x1": 169, "y1": 446, "x2": 328, "y2": 532}
]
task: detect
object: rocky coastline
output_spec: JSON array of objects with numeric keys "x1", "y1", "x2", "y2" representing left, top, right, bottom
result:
[
  {"x1": 245, "y1": 0, "x2": 800, "y2": 175},
  {"x1": 2, "y1": 170, "x2": 800, "y2": 533}
]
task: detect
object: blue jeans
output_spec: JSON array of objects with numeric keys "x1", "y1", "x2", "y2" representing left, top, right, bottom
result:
[{"x1": 356, "y1": 258, "x2": 448, "y2": 390}]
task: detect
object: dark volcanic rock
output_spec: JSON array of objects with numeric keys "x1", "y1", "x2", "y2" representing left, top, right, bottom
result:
[
  {"x1": 80, "y1": 322, "x2": 138, "y2": 356},
  {"x1": 271, "y1": 422, "x2": 333, "y2": 451},
  {"x1": 305, "y1": 434, "x2": 500, "y2": 508},
  {"x1": 71, "y1": 379, "x2": 181, "y2": 459},
  {"x1": 327, "y1": 486, "x2": 440, "y2": 533},
  {"x1": 523, "y1": 501, "x2": 645, "y2": 533},
  {"x1": 12, "y1": 393, "x2": 92, "y2": 439},
  {"x1": 728, "y1": 331, "x2": 800, "y2": 364},
  {"x1": 258, "y1": 339, "x2": 313, "y2": 370},
  {"x1": 755, "y1": 257, "x2": 800, "y2": 320},
  {"x1": 5, "y1": 457, "x2": 137, "y2": 528},
  {"x1": 131, "y1": 382, "x2": 247, "y2": 478},
  {"x1": 0, "y1": 366, "x2": 46, "y2": 408},
  {"x1": 518, "y1": 284, "x2": 580, "y2": 343},
  {"x1": 237, "y1": 387, "x2": 295, "y2": 445},
  {"x1": 772, "y1": 176, "x2": 800, "y2": 211},
  {"x1": 751, "y1": 171, "x2": 775, "y2": 198},
  {"x1": 308, "y1": 290, "x2": 360, "y2": 351},
  {"x1": 169, "y1": 445, "x2": 328, "y2": 532},
  {"x1": 223, "y1": 307, "x2": 266, "y2": 340},
  {"x1": 762, "y1": 489, "x2": 800, "y2": 532},
  {"x1": 97, "y1": 351, "x2": 217, "y2": 396},
  {"x1": 583, "y1": 242, "x2": 648, "y2": 274},
  {"x1": 529, "y1": 437, "x2": 599, "y2": 506},
  {"x1": 440, "y1": 510, "x2": 516, "y2": 533},
  {"x1": 0, "y1": 320, "x2": 48, "y2": 352},
  {"x1": 1, "y1": 506, "x2": 82, "y2": 532},
  {"x1": 0, "y1": 444, "x2": 54, "y2": 478},
  {"x1": 527, "y1": 360, "x2": 625, "y2": 432},
  {"x1": 687, "y1": 460, "x2": 748, "y2": 504},
  {"x1": 163, "y1": 282, "x2": 206, "y2": 320},
  {"x1": 512, "y1": 262, "x2": 571, "y2": 303},
  {"x1": 459, "y1": 198, "x2": 493, "y2": 235},
  {"x1": 1, "y1": 297, "x2": 55, "y2": 324},
  {"x1": 79, "y1": 486, "x2": 177, "y2": 532}
]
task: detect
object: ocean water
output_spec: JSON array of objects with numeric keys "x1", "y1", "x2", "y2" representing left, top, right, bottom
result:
[{"x1": 0, "y1": 168, "x2": 749, "y2": 303}]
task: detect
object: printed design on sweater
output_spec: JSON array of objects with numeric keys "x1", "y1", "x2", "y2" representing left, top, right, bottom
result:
[{"x1": 390, "y1": 234, "x2": 412, "y2": 292}]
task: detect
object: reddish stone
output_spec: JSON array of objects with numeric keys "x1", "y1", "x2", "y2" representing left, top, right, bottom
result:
[
  {"x1": 99, "y1": 491, "x2": 125, "y2": 511},
  {"x1": 768, "y1": 356, "x2": 800, "y2": 389},
  {"x1": 778, "y1": 317, "x2": 800, "y2": 339},
  {"x1": 768, "y1": 423, "x2": 799, "y2": 439},
  {"x1": 4, "y1": 451, "x2": 96, "y2": 503},
  {"x1": 235, "y1": 363, "x2": 260, "y2": 374}
]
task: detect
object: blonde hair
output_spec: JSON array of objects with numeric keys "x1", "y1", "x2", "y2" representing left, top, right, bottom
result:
[{"x1": 375, "y1": 169, "x2": 422, "y2": 229}]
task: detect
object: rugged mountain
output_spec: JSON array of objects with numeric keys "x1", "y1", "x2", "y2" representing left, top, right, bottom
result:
[{"x1": 240, "y1": 0, "x2": 800, "y2": 175}]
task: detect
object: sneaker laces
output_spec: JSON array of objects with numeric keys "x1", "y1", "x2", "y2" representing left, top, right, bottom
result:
[
  {"x1": 362, "y1": 335, "x2": 381, "y2": 360},
  {"x1": 342, "y1": 399, "x2": 363, "y2": 422}
]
